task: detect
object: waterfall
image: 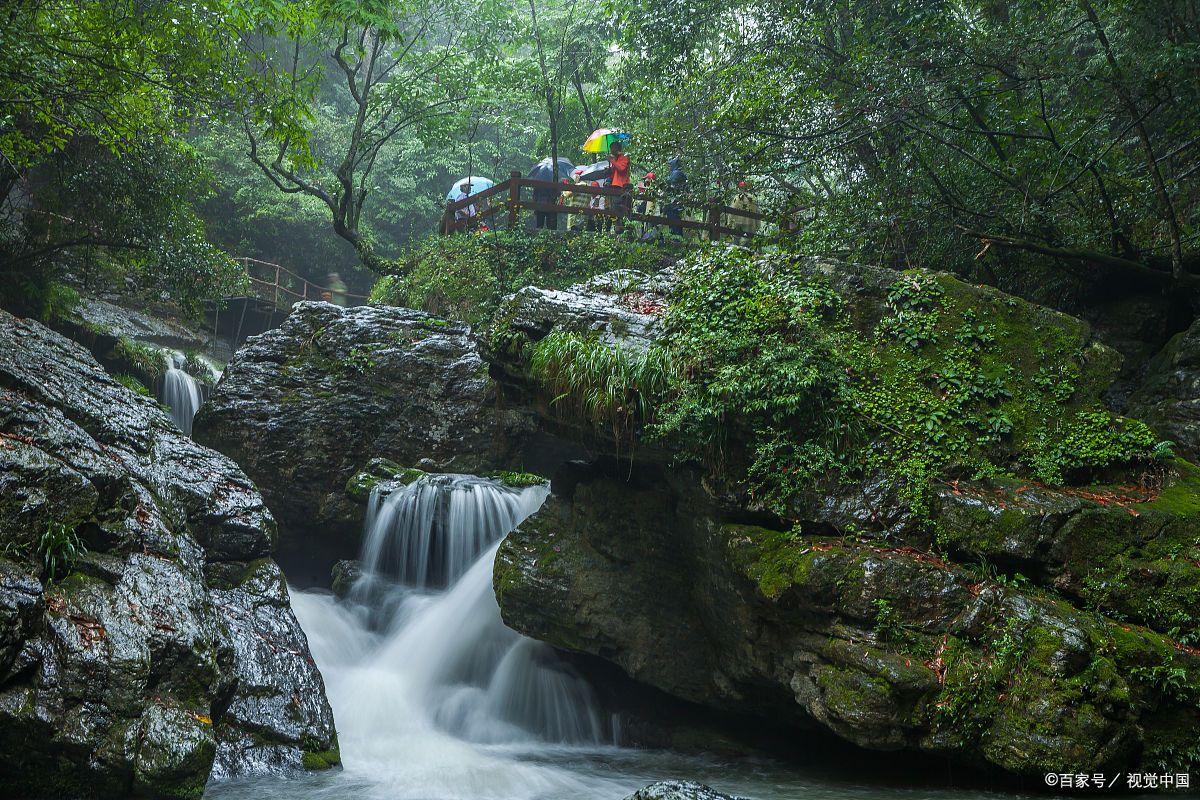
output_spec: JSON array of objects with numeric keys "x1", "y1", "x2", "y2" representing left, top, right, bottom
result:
[
  {"x1": 290, "y1": 474, "x2": 620, "y2": 799},
  {"x1": 160, "y1": 351, "x2": 204, "y2": 436}
]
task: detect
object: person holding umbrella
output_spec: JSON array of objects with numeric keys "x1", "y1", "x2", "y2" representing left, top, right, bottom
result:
[
  {"x1": 664, "y1": 157, "x2": 688, "y2": 237},
  {"x1": 582, "y1": 128, "x2": 630, "y2": 235},
  {"x1": 527, "y1": 157, "x2": 574, "y2": 230},
  {"x1": 445, "y1": 176, "x2": 494, "y2": 232},
  {"x1": 609, "y1": 140, "x2": 632, "y2": 235}
]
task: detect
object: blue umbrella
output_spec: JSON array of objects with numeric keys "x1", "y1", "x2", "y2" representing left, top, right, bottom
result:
[{"x1": 447, "y1": 176, "x2": 494, "y2": 201}]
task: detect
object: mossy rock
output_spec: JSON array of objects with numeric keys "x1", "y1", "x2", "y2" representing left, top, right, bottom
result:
[
  {"x1": 301, "y1": 746, "x2": 341, "y2": 771},
  {"x1": 344, "y1": 458, "x2": 425, "y2": 503},
  {"x1": 489, "y1": 470, "x2": 548, "y2": 488},
  {"x1": 931, "y1": 461, "x2": 1200, "y2": 643}
]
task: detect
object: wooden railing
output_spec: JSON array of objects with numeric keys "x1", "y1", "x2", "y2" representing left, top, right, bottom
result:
[
  {"x1": 440, "y1": 170, "x2": 766, "y2": 239},
  {"x1": 235, "y1": 257, "x2": 368, "y2": 310}
]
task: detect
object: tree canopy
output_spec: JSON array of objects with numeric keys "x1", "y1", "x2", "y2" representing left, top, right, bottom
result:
[{"x1": 2, "y1": 0, "x2": 1197, "y2": 317}]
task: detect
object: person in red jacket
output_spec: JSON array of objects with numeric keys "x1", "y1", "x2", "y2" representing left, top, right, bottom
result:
[{"x1": 609, "y1": 140, "x2": 631, "y2": 235}]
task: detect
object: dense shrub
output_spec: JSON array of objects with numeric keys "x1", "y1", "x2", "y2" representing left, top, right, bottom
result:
[
  {"x1": 370, "y1": 230, "x2": 670, "y2": 325},
  {"x1": 649, "y1": 250, "x2": 1167, "y2": 517}
]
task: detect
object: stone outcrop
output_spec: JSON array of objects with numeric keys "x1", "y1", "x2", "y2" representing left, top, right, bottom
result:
[
  {"x1": 66, "y1": 294, "x2": 212, "y2": 353},
  {"x1": 1128, "y1": 317, "x2": 1200, "y2": 463},
  {"x1": 0, "y1": 310, "x2": 337, "y2": 798},
  {"x1": 496, "y1": 470, "x2": 1200, "y2": 777},
  {"x1": 194, "y1": 302, "x2": 532, "y2": 571},
  {"x1": 486, "y1": 259, "x2": 1200, "y2": 776},
  {"x1": 624, "y1": 781, "x2": 746, "y2": 800}
]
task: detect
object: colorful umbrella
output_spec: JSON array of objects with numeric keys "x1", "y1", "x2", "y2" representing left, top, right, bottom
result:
[
  {"x1": 582, "y1": 129, "x2": 630, "y2": 154},
  {"x1": 446, "y1": 176, "x2": 494, "y2": 201}
]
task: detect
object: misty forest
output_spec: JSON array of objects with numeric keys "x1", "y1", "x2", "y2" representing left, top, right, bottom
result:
[{"x1": 2, "y1": 1, "x2": 1200, "y2": 799}]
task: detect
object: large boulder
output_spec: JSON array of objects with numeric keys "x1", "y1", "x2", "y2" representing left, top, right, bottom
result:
[
  {"x1": 194, "y1": 302, "x2": 531, "y2": 572},
  {"x1": 487, "y1": 257, "x2": 1200, "y2": 776},
  {"x1": 0, "y1": 310, "x2": 337, "y2": 798},
  {"x1": 496, "y1": 472, "x2": 1200, "y2": 776},
  {"x1": 1128, "y1": 318, "x2": 1200, "y2": 463}
]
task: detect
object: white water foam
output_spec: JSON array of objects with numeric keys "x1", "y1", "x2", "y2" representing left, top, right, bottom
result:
[{"x1": 290, "y1": 475, "x2": 622, "y2": 800}]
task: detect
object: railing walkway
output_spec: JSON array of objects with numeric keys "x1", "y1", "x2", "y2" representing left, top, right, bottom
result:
[
  {"x1": 206, "y1": 257, "x2": 368, "y2": 348},
  {"x1": 441, "y1": 170, "x2": 765, "y2": 238},
  {"x1": 235, "y1": 257, "x2": 368, "y2": 311}
]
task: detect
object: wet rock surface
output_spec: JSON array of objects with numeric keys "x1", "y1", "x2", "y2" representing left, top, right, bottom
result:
[
  {"x1": 624, "y1": 781, "x2": 747, "y2": 800},
  {"x1": 1128, "y1": 317, "x2": 1200, "y2": 463},
  {"x1": 68, "y1": 294, "x2": 212, "y2": 352},
  {"x1": 194, "y1": 302, "x2": 531, "y2": 567},
  {"x1": 487, "y1": 262, "x2": 1200, "y2": 776},
  {"x1": 0, "y1": 310, "x2": 336, "y2": 797},
  {"x1": 496, "y1": 470, "x2": 1200, "y2": 776}
]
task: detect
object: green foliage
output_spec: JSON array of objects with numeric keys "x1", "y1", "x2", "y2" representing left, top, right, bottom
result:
[
  {"x1": 1, "y1": 1, "x2": 264, "y2": 317},
  {"x1": 1026, "y1": 411, "x2": 1161, "y2": 484},
  {"x1": 611, "y1": 0, "x2": 1200, "y2": 285},
  {"x1": 0, "y1": 0, "x2": 260, "y2": 171},
  {"x1": 112, "y1": 338, "x2": 165, "y2": 381},
  {"x1": 646, "y1": 248, "x2": 1164, "y2": 520},
  {"x1": 38, "y1": 521, "x2": 85, "y2": 582},
  {"x1": 342, "y1": 346, "x2": 379, "y2": 375},
  {"x1": 114, "y1": 374, "x2": 152, "y2": 397},
  {"x1": 371, "y1": 231, "x2": 668, "y2": 324},
  {"x1": 528, "y1": 330, "x2": 671, "y2": 446},
  {"x1": 183, "y1": 351, "x2": 216, "y2": 385},
  {"x1": 872, "y1": 599, "x2": 902, "y2": 643},
  {"x1": 652, "y1": 250, "x2": 852, "y2": 511}
]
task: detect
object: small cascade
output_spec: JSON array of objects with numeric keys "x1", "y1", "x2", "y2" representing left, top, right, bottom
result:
[
  {"x1": 290, "y1": 473, "x2": 619, "y2": 798},
  {"x1": 360, "y1": 474, "x2": 546, "y2": 588},
  {"x1": 159, "y1": 351, "x2": 204, "y2": 436}
]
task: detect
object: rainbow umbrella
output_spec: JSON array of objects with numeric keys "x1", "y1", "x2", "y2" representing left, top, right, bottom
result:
[{"x1": 582, "y1": 128, "x2": 630, "y2": 154}]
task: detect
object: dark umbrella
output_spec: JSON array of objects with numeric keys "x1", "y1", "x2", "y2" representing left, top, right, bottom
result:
[
  {"x1": 576, "y1": 161, "x2": 612, "y2": 183},
  {"x1": 527, "y1": 156, "x2": 575, "y2": 183}
]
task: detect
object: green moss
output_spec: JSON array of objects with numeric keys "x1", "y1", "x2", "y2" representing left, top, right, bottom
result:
[
  {"x1": 345, "y1": 460, "x2": 423, "y2": 502},
  {"x1": 722, "y1": 523, "x2": 812, "y2": 598},
  {"x1": 537, "y1": 251, "x2": 1159, "y2": 526},
  {"x1": 1137, "y1": 460, "x2": 1200, "y2": 517},
  {"x1": 814, "y1": 664, "x2": 894, "y2": 714},
  {"x1": 490, "y1": 471, "x2": 548, "y2": 488},
  {"x1": 301, "y1": 747, "x2": 341, "y2": 770},
  {"x1": 113, "y1": 373, "x2": 152, "y2": 396}
]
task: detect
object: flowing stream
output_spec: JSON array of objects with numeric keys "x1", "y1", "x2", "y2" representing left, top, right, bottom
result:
[{"x1": 204, "y1": 475, "x2": 1054, "y2": 800}]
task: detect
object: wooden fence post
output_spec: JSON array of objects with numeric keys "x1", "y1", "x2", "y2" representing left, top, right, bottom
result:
[
  {"x1": 508, "y1": 171, "x2": 521, "y2": 230},
  {"x1": 441, "y1": 202, "x2": 453, "y2": 235},
  {"x1": 273, "y1": 264, "x2": 280, "y2": 308}
]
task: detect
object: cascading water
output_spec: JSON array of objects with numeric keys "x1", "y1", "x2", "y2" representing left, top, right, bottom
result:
[
  {"x1": 207, "y1": 476, "x2": 1015, "y2": 800},
  {"x1": 288, "y1": 474, "x2": 625, "y2": 799},
  {"x1": 160, "y1": 351, "x2": 204, "y2": 436}
]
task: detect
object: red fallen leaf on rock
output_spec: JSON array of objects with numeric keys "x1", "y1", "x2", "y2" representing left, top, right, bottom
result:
[
  {"x1": 0, "y1": 432, "x2": 35, "y2": 446},
  {"x1": 68, "y1": 613, "x2": 106, "y2": 646}
]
